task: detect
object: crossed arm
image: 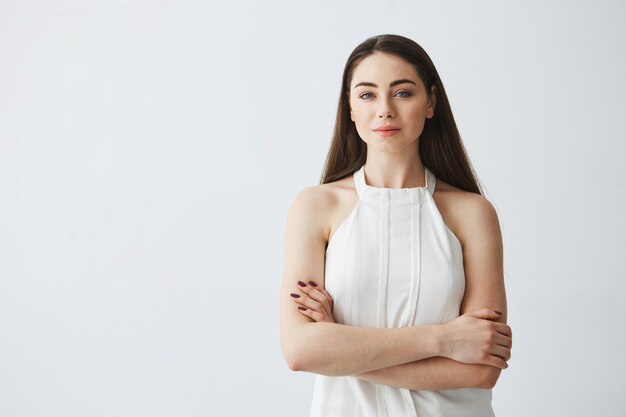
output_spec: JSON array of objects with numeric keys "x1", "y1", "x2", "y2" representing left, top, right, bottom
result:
[{"x1": 279, "y1": 187, "x2": 512, "y2": 391}]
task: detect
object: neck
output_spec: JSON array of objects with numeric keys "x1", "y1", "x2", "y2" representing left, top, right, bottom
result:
[{"x1": 363, "y1": 148, "x2": 425, "y2": 189}]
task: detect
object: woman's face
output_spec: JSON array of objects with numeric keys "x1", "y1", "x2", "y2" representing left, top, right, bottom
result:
[{"x1": 349, "y1": 52, "x2": 436, "y2": 153}]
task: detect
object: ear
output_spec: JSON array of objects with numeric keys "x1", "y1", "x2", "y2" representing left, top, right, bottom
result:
[{"x1": 426, "y1": 85, "x2": 437, "y2": 119}]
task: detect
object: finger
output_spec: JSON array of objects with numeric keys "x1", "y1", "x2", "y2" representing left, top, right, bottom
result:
[
  {"x1": 495, "y1": 357, "x2": 508, "y2": 369},
  {"x1": 297, "y1": 280, "x2": 319, "y2": 297},
  {"x1": 318, "y1": 286, "x2": 334, "y2": 301},
  {"x1": 494, "y1": 333, "x2": 512, "y2": 349},
  {"x1": 291, "y1": 295, "x2": 334, "y2": 324},
  {"x1": 294, "y1": 282, "x2": 335, "y2": 319},
  {"x1": 318, "y1": 288, "x2": 334, "y2": 308},
  {"x1": 290, "y1": 293, "x2": 322, "y2": 311},
  {"x1": 304, "y1": 287, "x2": 330, "y2": 304},
  {"x1": 296, "y1": 306, "x2": 326, "y2": 322},
  {"x1": 468, "y1": 308, "x2": 502, "y2": 321},
  {"x1": 491, "y1": 344, "x2": 511, "y2": 362},
  {"x1": 297, "y1": 281, "x2": 332, "y2": 306},
  {"x1": 485, "y1": 354, "x2": 508, "y2": 369},
  {"x1": 289, "y1": 292, "x2": 308, "y2": 305},
  {"x1": 494, "y1": 323, "x2": 512, "y2": 337},
  {"x1": 296, "y1": 306, "x2": 315, "y2": 320},
  {"x1": 297, "y1": 280, "x2": 326, "y2": 292}
]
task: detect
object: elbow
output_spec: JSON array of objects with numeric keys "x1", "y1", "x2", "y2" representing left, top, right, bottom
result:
[
  {"x1": 283, "y1": 342, "x2": 331, "y2": 374},
  {"x1": 281, "y1": 323, "x2": 337, "y2": 374},
  {"x1": 287, "y1": 358, "x2": 305, "y2": 372},
  {"x1": 284, "y1": 350, "x2": 320, "y2": 373},
  {"x1": 281, "y1": 323, "x2": 327, "y2": 373},
  {"x1": 284, "y1": 350, "x2": 305, "y2": 372},
  {"x1": 281, "y1": 341, "x2": 312, "y2": 373},
  {"x1": 478, "y1": 366, "x2": 502, "y2": 389}
]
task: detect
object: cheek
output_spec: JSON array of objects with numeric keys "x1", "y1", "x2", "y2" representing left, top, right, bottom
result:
[
  {"x1": 350, "y1": 103, "x2": 370, "y2": 124},
  {"x1": 404, "y1": 104, "x2": 428, "y2": 127},
  {"x1": 350, "y1": 106, "x2": 372, "y2": 139},
  {"x1": 408, "y1": 102, "x2": 427, "y2": 117}
]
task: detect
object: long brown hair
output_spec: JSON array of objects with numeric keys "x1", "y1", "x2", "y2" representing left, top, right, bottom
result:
[{"x1": 320, "y1": 34, "x2": 483, "y2": 195}]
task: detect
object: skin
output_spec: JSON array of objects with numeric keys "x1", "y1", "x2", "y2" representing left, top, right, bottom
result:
[{"x1": 279, "y1": 51, "x2": 512, "y2": 390}]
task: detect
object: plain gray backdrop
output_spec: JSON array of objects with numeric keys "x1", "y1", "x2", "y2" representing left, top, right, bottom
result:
[{"x1": 1, "y1": 0, "x2": 625, "y2": 416}]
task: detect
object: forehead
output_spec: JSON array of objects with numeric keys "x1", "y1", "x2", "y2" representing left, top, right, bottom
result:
[{"x1": 351, "y1": 52, "x2": 421, "y2": 88}]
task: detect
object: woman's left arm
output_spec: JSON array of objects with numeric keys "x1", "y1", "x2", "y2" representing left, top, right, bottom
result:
[
  {"x1": 292, "y1": 194, "x2": 511, "y2": 390},
  {"x1": 356, "y1": 194, "x2": 510, "y2": 390}
]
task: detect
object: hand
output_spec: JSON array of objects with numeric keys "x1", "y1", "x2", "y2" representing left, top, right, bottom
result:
[
  {"x1": 290, "y1": 280, "x2": 336, "y2": 323},
  {"x1": 441, "y1": 308, "x2": 512, "y2": 369}
]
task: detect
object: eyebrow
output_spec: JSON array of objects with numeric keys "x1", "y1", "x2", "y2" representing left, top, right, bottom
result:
[{"x1": 354, "y1": 79, "x2": 417, "y2": 88}]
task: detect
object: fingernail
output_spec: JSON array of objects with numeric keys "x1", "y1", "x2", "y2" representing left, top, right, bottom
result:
[
  {"x1": 298, "y1": 306, "x2": 307, "y2": 311},
  {"x1": 290, "y1": 293, "x2": 300, "y2": 298},
  {"x1": 297, "y1": 281, "x2": 307, "y2": 287},
  {"x1": 308, "y1": 281, "x2": 318, "y2": 287},
  {"x1": 495, "y1": 310, "x2": 502, "y2": 315}
]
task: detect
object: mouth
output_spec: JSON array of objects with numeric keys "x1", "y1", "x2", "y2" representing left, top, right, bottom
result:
[{"x1": 373, "y1": 125, "x2": 401, "y2": 137}]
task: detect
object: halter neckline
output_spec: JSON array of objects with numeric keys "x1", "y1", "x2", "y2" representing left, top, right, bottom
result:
[{"x1": 353, "y1": 164, "x2": 436, "y2": 199}]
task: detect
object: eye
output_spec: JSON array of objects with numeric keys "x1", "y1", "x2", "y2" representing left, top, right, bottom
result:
[
  {"x1": 359, "y1": 92, "x2": 374, "y2": 100},
  {"x1": 395, "y1": 90, "x2": 412, "y2": 98}
]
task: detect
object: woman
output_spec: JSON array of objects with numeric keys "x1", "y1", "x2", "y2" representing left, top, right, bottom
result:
[{"x1": 279, "y1": 34, "x2": 512, "y2": 417}]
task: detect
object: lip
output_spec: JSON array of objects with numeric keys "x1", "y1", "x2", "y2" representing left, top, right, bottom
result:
[
  {"x1": 373, "y1": 125, "x2": 401, "y2": 137},
  {"x1": 373, "y1": 125, "x2": 401, "y2": 132}
]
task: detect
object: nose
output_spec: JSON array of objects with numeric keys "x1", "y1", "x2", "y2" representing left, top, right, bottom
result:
[{"x1": 376, "y1": 97, "x2": 395, "y2": 119}]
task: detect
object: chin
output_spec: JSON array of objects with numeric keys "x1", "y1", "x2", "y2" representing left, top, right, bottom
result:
[{"x1": 365, "y1": 139, "x2": 417, "y2": 154}]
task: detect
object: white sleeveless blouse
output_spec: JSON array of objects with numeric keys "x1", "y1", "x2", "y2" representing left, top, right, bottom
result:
[{"x1": 310, "y1": 164, "x2": 494, "y2": 417}]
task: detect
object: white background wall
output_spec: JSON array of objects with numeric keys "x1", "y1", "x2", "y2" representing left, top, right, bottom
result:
[{"x1": 1, "y1": 1, "x2": 625, "y2": 416}]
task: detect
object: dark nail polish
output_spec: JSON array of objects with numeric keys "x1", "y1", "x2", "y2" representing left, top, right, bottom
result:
[
  {"x1": 297, "y1": 281, "x2": 307, "y2": 287},
  {"x1": 495, "y1": 310, "x2": 502, "y2": 315},
  {"x1": 308, "y1": 281, "x2": 318, "y2": 287},
  {"x1": 298, "y1": 306, "x2": 307, "y2": 311},
  {"x1": 290, "y1": 293, "x2": 300, "y2": 298}
]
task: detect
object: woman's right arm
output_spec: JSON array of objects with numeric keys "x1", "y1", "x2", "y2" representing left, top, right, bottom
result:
[
  {"x1": 279, "y1": 187, "x2": 508, "y2": 377},
  {"x1": 280, "y1": 187, "x2": 445, "y2": 376}
]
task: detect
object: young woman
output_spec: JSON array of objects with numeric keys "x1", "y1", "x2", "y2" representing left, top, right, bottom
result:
[{"x1": 279, "y1": 34, "x2": 512, "y2": 417}]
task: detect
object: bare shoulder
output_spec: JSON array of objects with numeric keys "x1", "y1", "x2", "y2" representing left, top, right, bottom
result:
[
  {"x1": 289, "y1": 184, "x2": 336, "y2": 220},
  {"x1": 433, "y1": 179, "x2": 500, "y2": 246},
  {"x1": 287, "y1": 174, "x2": 358, "y2": 244},
  {"x1": 435, "y1": 181, "x2": 506, "y2": 327}
]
